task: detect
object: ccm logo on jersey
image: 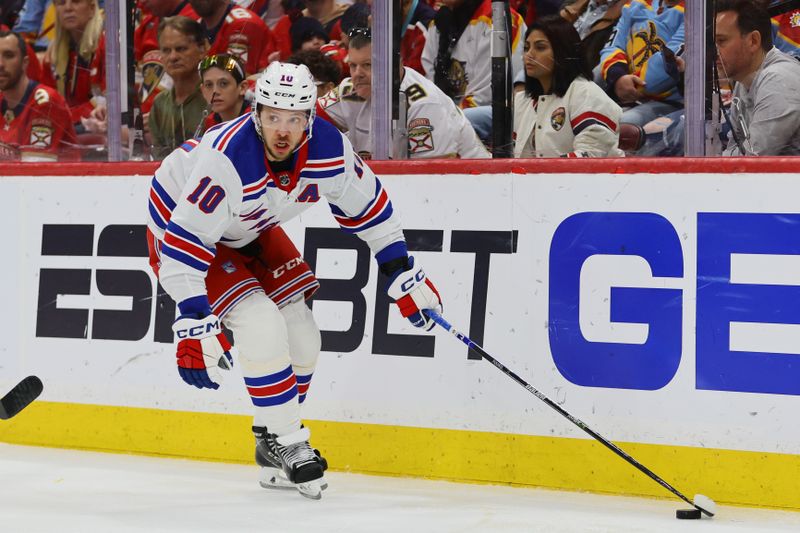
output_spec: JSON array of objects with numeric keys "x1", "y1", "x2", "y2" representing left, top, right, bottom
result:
[{"x1": 175, "y1": 320, "x2": 220, "y2": 339}]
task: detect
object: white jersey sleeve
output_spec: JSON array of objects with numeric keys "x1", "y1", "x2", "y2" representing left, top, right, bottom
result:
[
  {"x1": 156, "y1": 143, "x2": 244, "y2": 307},
  {"x1": 323, "y1": 133, "x2": 406, "y2": 258}
]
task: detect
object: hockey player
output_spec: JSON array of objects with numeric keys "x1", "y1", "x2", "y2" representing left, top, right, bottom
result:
[
  {"x1": 0, "y1": 31, "x2": 78, "y2": 161},
  {"x1": 146, "y1": 61, "x2": 443, "y2": 499},
  {"x1": 318, "y1": 28, "x2": 490, "y2": 160}
]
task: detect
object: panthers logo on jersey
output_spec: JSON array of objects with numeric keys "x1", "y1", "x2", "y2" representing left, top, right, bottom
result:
[{"x1": 627, "y1": 21, "x2": 667, "y2": 71}]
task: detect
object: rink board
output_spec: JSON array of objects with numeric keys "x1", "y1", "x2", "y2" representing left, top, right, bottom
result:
[{"x1": 0, "y1": 159, "x2": 799, "y2": 510}]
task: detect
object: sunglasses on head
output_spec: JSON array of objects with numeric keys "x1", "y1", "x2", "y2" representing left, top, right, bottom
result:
[
  {"x1": 198, "y1": 54, "x2": 246, "y2": 83},
  {"x1": 347, "y1": 27, "x2": 371, "y2": 40}
]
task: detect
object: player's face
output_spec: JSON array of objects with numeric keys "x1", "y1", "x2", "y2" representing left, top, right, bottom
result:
[
  {"x1": 0, "y1": 36, "x2": 26, "y2": 92},
  {"x1": 201, "y1": 67, "x2": 245, "y2": 115},
  {"x1": 159, "y1": 28, "x2": 207, "y2": 79},
  {"x1": 54, "y1": 0, "x2": 96, "y2": 34},
  {"x1": 714, "y1": 11, "x2": 758, "y2": 83},
  {"x1": 348, "y1": 44, "x2": 372, "y2": 100},
  {"x1": 259, "y1": 106, "x2": 309, "y2": 162},
  {"x1": 523, "y1": 30, "x2": 554, "y2": 83},
  {"x1": 189, "y1": 0, "x2": 223, "y2": 18}
]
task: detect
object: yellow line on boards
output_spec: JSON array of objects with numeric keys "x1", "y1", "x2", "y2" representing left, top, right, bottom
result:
[{"x1": 1, "y1": 401, "x2": 798, "y2": 510}]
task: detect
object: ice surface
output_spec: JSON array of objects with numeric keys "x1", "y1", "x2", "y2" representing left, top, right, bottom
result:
[{"x1": 1, "y1": 443, "x2": 798, "y2": 533}]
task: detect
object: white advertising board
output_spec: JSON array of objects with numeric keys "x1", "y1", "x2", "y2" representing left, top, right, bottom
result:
[{"x1": 1, "y1": 171, "x2": 799, "y2": 456}]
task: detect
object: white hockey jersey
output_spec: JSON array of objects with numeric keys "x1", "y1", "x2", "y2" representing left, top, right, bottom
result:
[
  {"x1": 318, "y1": 66, "x2": 490, "y2": 159},
  {"x1": 420, "y1": 0, "x2": 526, "y2": 108},
  {"x1": 147, "y1": 115, "x2": 406, "y2": 306}
]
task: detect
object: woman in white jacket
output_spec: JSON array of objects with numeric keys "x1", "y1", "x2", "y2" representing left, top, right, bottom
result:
[{"x1": 513, "y1": 15, "x2": 624, "y2": 158}]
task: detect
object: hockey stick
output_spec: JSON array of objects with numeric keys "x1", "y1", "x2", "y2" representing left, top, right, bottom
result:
[
  {"x1": 0, "y1": 376, "x2": 43, "y2": 420},
  {"x1": 424, "y1": 310, "x2": 715, "y2": 517}
]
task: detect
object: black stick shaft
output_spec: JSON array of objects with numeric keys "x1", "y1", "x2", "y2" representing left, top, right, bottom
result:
[{"x1": 425, "y1": 310, "x2": 714, "y2": 517}]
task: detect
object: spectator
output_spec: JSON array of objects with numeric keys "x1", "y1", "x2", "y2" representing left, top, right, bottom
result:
[
  {"x1": 148, "y1": 16, "x2": 208, "y2": 159},
  {"x1": 287, "y1": 49, "x2": 341, "y2": 96},
  {"x1": 10, "y1": 0, "x2": 53, "y2": 51},
  {"x1": 318, "y1": 1, "x2": 368, "y2": 77},
  {"x1": 400, "y1": 0, "x2": 435, "y2": 75},
  {"x1": 0, "y1": 31, "x2": 78, "y2": 161},
  {"x1": 290, "y1": 16, "x2": 328, "y2": 53},
  {"x1": 717, "y1": 0, "x2": 800, "y2": 155},
  {"x1": 189, "y1": 0, "x2": 276, "y2": 76},
  {"x1": 422, "y1": 0, "x2": 525, "y2": 109},
  {"x1": 135, "y1": 0, "x2": 199, "y2": 115},
  {"x1": 271, "y1": 0, "x2": 306, "y2": 61},
  {"x1": 304, "y1": 0, "x2": 348, "y2": 35},
  {"x1": 513, "y1": 0, "x2": 562, "y2": 25},
  {"x1": 135, "y1": 0, "x2": 198, "y2": 62},
  {"x1": 421, "y1": 0, "x2": 525, "y2": 144},
  {"x1": 0, "y1": 3, "x2": 45, "y2": 82},
  {"x1": 199, "y1": 53, "x2": 250, "y2": 130},
  {"x1": 560, "y1": 0, "x2": 625, "y2": 70},
  {"x1": 599, "y1": 0, "x2": 684, "y2": 128},
  {"x1": 757, "y1": 0, "x2": 800, "y2": 58},
  {"x1": 318, "y1": 27, "x2": 490, "y2": 159},
  {"x1": 337, "y1": 1, "x2": 369, "y2": 48},
  {"x1": 41, "y1": 0, "x2": 105, "y2": 127},
  {"x1": 513, "y1": 16, "x2": 623, "y2": 158}
]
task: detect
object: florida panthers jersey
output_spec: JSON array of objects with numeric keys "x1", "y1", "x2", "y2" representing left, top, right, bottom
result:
[{"x1": 148, "y1": 115, "x2": 406, "y2": 306}]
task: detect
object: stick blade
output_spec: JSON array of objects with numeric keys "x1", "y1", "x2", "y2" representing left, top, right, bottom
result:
[{"x1": 0, "y1": 376, "x2": 43, "y2": 420}]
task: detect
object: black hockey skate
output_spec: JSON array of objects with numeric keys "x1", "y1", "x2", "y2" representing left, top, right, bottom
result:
[{"x1": 253, "y1": 426, "x2": 328, "y2": 499}]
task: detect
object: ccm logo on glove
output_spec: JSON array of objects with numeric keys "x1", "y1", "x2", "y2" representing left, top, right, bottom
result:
[
  {"x1": 386, "y1": 256, "x2": 443, "y2": 331},
  {"x1": 175, "y1": 319, "x2": 221, "y2": 339},
  {"x1": 400, "y1": 270, "x2": 426, "y2": 292}
]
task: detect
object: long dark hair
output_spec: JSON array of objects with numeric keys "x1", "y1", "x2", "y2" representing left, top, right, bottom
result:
[{"x1": 524, "y1": 15, "x2": 592, "y2": 99}]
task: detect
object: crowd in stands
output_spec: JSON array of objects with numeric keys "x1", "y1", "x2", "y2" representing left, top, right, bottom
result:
[{"x1": 0, "y1": 0, "x2": 798, "y2": 162}]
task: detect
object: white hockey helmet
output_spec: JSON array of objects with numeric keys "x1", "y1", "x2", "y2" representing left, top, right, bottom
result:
[{"x1": 252, "y1": 61, "x2": 317, "y2": 145}]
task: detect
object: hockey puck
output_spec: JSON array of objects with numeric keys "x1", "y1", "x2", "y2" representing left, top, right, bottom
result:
[{"x1": 676, "y1": 509, "x2": 702, "y2": 520}]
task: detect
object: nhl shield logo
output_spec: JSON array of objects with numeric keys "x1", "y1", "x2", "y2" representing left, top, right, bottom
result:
[
  {"x1": 278, "y1": 173, "x2": 290, "y2": 186},
  {"x1": 551, "y1": 107, "x2": 566, "y2": 131}
]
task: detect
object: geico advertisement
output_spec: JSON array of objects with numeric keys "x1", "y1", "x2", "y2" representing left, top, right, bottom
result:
[{"x1": 1, "y1": 172, "x2": 799, "y2": 455}]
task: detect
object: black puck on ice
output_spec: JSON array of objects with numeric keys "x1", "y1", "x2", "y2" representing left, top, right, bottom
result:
[{"x1": 676, "y1": 509, "x2": 702, "y2": 520}]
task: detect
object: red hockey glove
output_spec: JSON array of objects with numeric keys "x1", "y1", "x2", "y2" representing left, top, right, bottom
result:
[
  {"x1": 386, "y1": 256, "x2": 443, "y2": 331},
  {"x1": 172, "y1": 314, "x2": 235, "y2": 389}
]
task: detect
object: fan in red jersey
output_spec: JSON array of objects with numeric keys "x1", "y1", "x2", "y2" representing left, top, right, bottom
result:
[
  {"x1": 0, "y1": 31, "x2": 78, "y2": 161},
  {"x1": 40, "y1": 0, "x2": 105, "y2": 126},
  {"x1": 190, "y1": 0, "x2": 276, "y2": 75}
]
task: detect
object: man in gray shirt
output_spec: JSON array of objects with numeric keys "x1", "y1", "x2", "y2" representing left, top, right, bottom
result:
[{"x1": 716, "y1": 0, "x2": 800, "y2": 156}]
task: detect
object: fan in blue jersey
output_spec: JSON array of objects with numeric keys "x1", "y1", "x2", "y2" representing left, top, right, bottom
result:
[{"x1": 146, "y1": 61, "x2": 443, "y2": 500}]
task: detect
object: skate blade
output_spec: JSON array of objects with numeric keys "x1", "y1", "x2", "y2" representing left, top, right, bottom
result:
[
  {"x1": 297, "y1": 479, "x2": 323, "y2": 500},
  {"x1": 259, "y1": 467, "x2": 328, "y2": 493}
]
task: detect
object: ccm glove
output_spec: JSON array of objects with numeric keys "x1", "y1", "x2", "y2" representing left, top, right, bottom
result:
[
  {"x1": 386, "y1": 256, "x2": 443, "y2": 331},
  {"x1": 172, "y1": 314, "x2": 235, "y2": 389}
]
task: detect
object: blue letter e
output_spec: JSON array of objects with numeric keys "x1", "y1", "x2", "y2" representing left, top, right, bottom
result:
[{"x1": 549, "y1": 212, "x2": 683, "y2": 390}]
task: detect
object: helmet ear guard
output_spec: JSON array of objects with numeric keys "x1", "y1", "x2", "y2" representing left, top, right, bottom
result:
[{"x1": 252, "y1": 61, "x2": 317, "y2": 149}]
